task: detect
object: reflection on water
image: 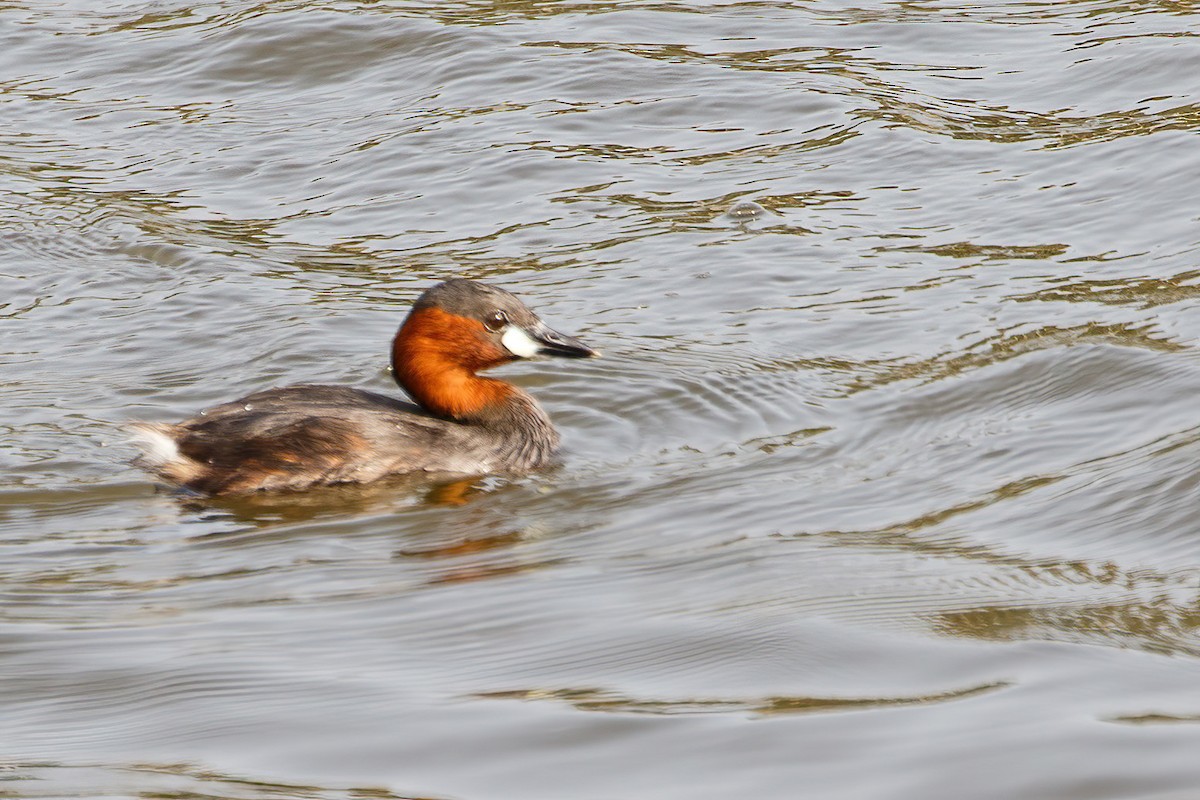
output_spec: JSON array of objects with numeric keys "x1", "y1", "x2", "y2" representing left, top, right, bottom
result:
[
  {"x1": 1113, "y1": 713, "x2": 1200, "y2": 725},
  {"x1": 844, "y1": 322, "x2": 1184, "y2": 393},
  {"x1": 938, "y1": 594, "x2": 1200, "y2": 659},
  {"x1": 186, "y1": 475, "x2": 498, "y2": 528},
  {"x1": 477, "y1": 680, "x2": 1008, "y2": 717},
  {"x1": 1013, "y1": 270, "x2": 1200, "y2": 309},
  {"x1": 5, "y1": 0, "x2": 1200, "y2": 798},
  {"x1": 2, "y1": 762, "x2": 440, "y2": 800}
]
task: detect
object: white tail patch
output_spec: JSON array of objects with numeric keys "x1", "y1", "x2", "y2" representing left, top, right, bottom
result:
[
  {"x1": 127, "y1": 422, "x2": 206, "y2": 485},
  {"x1": 127, "y1": 422, "x2": 181, "y2": 466}
]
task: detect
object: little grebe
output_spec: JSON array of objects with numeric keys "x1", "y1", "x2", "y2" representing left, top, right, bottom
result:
[{"x1": 130, "y1": 279, "x2": 598, "y2": 495}]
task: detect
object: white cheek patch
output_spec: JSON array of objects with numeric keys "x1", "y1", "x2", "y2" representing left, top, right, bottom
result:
[{"x1": 501, "y1": 325, "x2": 543, "y2": 358}]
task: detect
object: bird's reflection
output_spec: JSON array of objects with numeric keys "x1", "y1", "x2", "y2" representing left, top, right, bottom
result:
[
  {"x1": 177, "y1": 474, "x2": 495, "y2": 530},
  {"x1": 172, "y1": 474, "x2": 566, "y2": 588}
]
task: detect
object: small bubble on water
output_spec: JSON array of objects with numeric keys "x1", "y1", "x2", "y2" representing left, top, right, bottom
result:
[{"x1": 726, "y1": 200, "x2": 767, "y2": 221}]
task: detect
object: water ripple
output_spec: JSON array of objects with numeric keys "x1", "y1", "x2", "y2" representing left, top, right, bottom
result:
[{"x1": 476, "y1": 680, "x2": 1009, "y2": 717}]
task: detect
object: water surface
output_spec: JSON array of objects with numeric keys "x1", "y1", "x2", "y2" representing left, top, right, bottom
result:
[{"x1": 3, "y1": 1, "x2": 1200, "y2": 798}]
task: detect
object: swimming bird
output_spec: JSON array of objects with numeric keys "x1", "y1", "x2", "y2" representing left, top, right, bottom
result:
[{"x1": 129, "y1": 279, "x2": 598, "y2": 495}]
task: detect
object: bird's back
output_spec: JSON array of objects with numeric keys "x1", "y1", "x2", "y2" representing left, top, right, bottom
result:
[{"x1": 130, "y1": 384, "x2": 540, "y2": 495}]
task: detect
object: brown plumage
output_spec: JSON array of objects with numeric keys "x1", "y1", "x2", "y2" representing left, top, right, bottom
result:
[{"x1": 129, "y1": 280, "x2": 598, "y2": 495}]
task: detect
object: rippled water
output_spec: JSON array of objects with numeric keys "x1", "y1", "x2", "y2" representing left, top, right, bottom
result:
[{"x1": 4, "y1": 1, "x2": 1200, "y2": 798}]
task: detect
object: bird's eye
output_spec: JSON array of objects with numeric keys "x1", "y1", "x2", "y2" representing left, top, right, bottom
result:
[{"x1": 484, "y1": 309, "x2": 508, "y2": 331}]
